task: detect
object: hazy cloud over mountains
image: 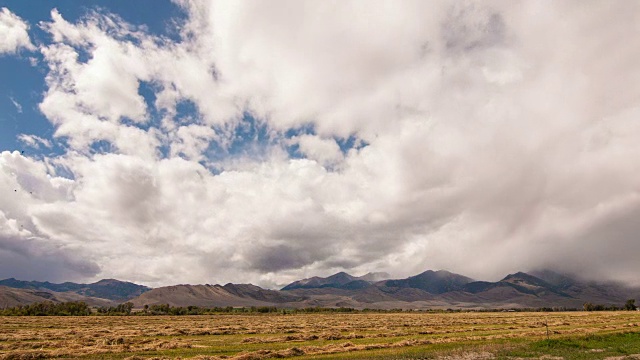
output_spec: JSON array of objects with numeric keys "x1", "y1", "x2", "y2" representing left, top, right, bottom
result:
[{"x1": 1, "y1": 1, "x2": 640, "y2": 288}]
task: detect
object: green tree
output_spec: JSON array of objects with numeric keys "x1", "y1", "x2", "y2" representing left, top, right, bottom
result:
[{"x1": 625, "y1": 299, "x2": 637, "y2": 311}]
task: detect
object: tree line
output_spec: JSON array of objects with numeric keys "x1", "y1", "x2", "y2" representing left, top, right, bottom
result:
[
  {"x1": 0, "y1": 300, "x2": 636, "y2": 316},
  {"x1": 0, "y1": 301, "x2": 91, "y2": 316},
  {"x1": 583, "y1": 299, "x2": 637, "y2": 312}
]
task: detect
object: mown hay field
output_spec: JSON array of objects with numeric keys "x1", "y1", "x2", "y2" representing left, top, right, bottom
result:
[{"x1": 1, "y1": 312, "x2": 640, "y2": 359}]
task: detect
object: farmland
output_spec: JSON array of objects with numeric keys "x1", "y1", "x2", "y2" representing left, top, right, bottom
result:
[{"x1": 1, "y1": 312, "x2": 640, "y2": 359}]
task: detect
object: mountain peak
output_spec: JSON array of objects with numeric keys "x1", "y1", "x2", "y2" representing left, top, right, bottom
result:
[
  {"x1": 358, "y1": 272, "x2": 390, "y2": 282},
  {"x1": 327, "y1": 272, "x2": 356, "y2": 280},
  {"x1": 501, "y1": 272, "x2": 544, "y2": 283},
  {"x1": 497, "y1": 272, "x2": 574, "y2": 298},
  {"x1": 426, "y1": 269, "x2": 452, "y2": 276},
  {"x1": 502, "y1": 271, "x2": 528, "y2": 279},
  {"x1": 529, "y1": 269, "x2": 578, "y2": 289},
  {"x1": 94, "y1": 279, "x2": 124, "y2": 285},
  {"x1": 281, "y1": 271, "x2": 357, "y2": 291},
  {"x1": 383, "y1": 269, "x2": 473, "y2": 294}
]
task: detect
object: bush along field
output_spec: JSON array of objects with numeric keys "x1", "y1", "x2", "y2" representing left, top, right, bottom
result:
[{"x1": 0, "y1": 311, "x2": 640, "y2": 359}]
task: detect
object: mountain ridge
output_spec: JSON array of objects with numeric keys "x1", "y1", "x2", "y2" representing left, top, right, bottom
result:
[
  {"x1": 0, "y1": 278, "x2": 151, "y2": 302},
  {"x1": 281, "y1": 271, "x2": 389, "y2": 291},
  {"x1": 130, "y1": 269, "x2": 640, "y2": 309},
  {"x1": 0, "y1": 286, "x2": 116, "y2": 308},
  {"x1": 380, "y1": 270, "x2": 474, "y2": 294},
  {"x1": 2, "y1": 269, "x2": 638, "y2": 310}
]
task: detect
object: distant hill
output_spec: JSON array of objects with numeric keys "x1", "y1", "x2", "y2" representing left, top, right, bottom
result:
[
  {"x1": 130, "y1": 284, "x2": 300, "y2": 308},
  {"x1": 222, "y1": 283, "x2": 303, "y2": 303},
  {"x1": 0, "y1": 278, "x2": 150, "y2": 302},
  {"x1": 74, "y1": 279, "x2": 151, "y2": 301},
  {"x1": 0, "y1": 278, "x2": 85, "y2": 293},
  {"x1": 0, "y1": 286, "x2": 115, "y2": 308}
]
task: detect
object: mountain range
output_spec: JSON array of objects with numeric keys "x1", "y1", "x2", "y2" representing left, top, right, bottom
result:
[
  {"x1": 1, "y1": 270, "x2": 638, "y2": 310},
  {"x1": 0, "y1": 278, "x2": 150, "y2": 307}
]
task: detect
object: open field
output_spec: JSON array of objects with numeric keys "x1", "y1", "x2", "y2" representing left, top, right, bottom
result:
[{"x1": 1, "y1": 312, "x2": 640, "y2": 359}]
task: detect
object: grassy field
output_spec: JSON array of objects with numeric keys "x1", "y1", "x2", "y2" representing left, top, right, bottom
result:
[{"x1": 1, "y1": 312, "x2": 640, "y2": 359}]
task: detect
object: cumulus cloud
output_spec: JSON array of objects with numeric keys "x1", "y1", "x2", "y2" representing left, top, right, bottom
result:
[
  {"x1": 292, "y1": 135, "x2": 343, "y2": 167},
  {"x1": 0, "y1": 7, "x2": 35, "y2": 54},
  {"x1": 1, "y1": 1, "x2": 640, "y2": 287},
  {"x1": 0, "y1": 152, "x2": 99, "y2": 282}
]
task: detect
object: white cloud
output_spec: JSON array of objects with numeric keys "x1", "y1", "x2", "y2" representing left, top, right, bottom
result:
[
  {"x1": 9, "y1": 97, "x2": 23, "y2": 113},
  {"x1": 169, "y1": 124, "x2": 217, "y2": 161},
  {"x1": 38, "y1": 10, "x2": 153, "y2": 154},
  {"x1": 0, "y1": 7, "x2": 35, "y2": 54},
  {"x1": 2, "y1": 1, "x2": 640, "y2": 287},
  {"x1": 17, "y1": 134, "x2": 52, "y2": 149},
  {"x1": 292, "y1": 135, "x2": 343, "y2": 167},
  {"x1": 0, "y1": 151, "x2": 97, "y2": 282}
]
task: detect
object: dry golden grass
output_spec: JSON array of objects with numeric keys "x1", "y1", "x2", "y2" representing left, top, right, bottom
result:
[{"x1": 0, "y1": 312, "x2": 639, "y2": 359}]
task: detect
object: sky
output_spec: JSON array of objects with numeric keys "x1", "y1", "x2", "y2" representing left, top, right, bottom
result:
[{"x1": 1, "y1": 1, "x2": 640, "y2": 289}]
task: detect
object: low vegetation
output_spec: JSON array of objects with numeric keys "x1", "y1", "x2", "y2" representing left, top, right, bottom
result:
[
  {"x1": 2, "y1": 300, "x2": 637, "y2": 316},
  {"x1": 1, "y1": 311, "x2": 640, "y2": 359},
  {"x1": 0, "y1": 301, "x2": 91, "y2": 316}
]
